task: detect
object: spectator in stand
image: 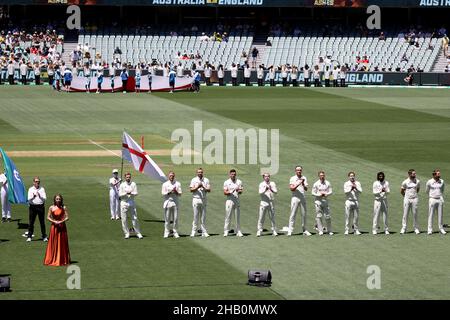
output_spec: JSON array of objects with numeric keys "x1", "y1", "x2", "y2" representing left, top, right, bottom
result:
[
  {"x1": 251, "y1": 47, "x2": 259, "y2": 69},
  {"x1": 379, "y1": 31, "x2": 386, "y2": 41},
  {"x1": 241, "y1": 50, "x2": 247, "y2": 59},
  {"x1": 7, "y1": 60, "x2": 14, "y2": 85},
  {"x1": 199, "y1": 32, "x2": 209, "y2": 41},
  {"x1": 442, "y1": 34, "x2": 449, "y2": 57},
  {"x1": 340, "y1": 65, "x2": 347, "y2": 87},
  {"x1": 222, "y1": 32, "x2": 228, "y2": 43}
]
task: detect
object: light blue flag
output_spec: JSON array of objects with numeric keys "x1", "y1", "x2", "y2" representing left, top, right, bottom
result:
[{"x1": 0, "y1": 147, "x2": 27, "y2": 204}]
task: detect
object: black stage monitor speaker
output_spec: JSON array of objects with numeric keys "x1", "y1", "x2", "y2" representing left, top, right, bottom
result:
[
  {"x1": 0, "y1": 276, "x2": 10, "y2": 292},
  {"x1": 248, "y1": 270, "x2": 272, "y2": 287}
]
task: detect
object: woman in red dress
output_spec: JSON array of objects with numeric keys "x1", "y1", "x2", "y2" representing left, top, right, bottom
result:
[{"x1": 44, "y1": 194, "x2": 71, "y2": 266}]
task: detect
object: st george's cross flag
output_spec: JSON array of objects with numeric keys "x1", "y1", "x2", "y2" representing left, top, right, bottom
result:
[
  {"x1": 0, "y1": 147, "x2": 27, "y2": 204},
  {"x1": 122, "y1": 132, "x2": 167, "y2": 183}
]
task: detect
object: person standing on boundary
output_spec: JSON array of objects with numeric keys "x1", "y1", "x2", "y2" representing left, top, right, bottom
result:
[{"x1": 109, "y1": 169, "x2": 121, "y2": 220}]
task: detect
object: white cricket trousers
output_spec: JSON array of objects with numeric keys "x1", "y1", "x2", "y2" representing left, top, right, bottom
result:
[
  {"x1": 428, "y1": 198, "x2": 444, "y2": 232},
  {"x1": 120, "y1": 201, "x2": 141, "y2": 235},
  {"x1": 192, "y1": 198, "x2": 207, "y2": 234},
  {"x1": 257, "y1": 201, "x2": 276, "y2": 233},
  {"x1": 315, "y1": 199, "x2": 331, "y2": 233},
  {"x1": 345, "y1": 200, "x2": 360, "y2": 232},
  {"x1": 164, "y1": 204, "x2": 179, "y2": 234},
  {"x1": 402, "y1": 198, "x2": 419, "y2": 230},
  {"x1": 224, "y1": 200, "x2": 240, "y2": 233},
  {"x1": 1, "y1": 187, "x2": 11, "y2": 219},
  {"x1": 288, "y1": 196, "x2": 307, "y2": 232},
  {"x1": 373, "y1": 199, "x2": 389, "y2": 231},
  {"x1": 109, "y1": 190, "x2": 120, "y2": 219}
]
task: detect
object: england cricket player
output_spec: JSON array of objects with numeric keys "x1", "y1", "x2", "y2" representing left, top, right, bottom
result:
[
  {"x1": 0, "y1": 171, "x2": 11, "y2": 222},
  {"x1": 344, "y1": 171, "x2": 362, "y2": 235},
  {"x1": 162, "y1": 171, "x2": 182, "y2": 238},
  {"x1": 257, "y1": 173, "x2": 278, "y2": 237},
  {"x1": 312, "y1": 171, "x2": 333, "y2": 236},
  {"x1": 400, "y1": 169, "x2": 421, "y2": 234},
  {"x1": 288, "y1": 166, "x2": 311, "y2": 236},
  {"x1": 190, "y1": 168, "x2": 210, "y2": 238},
  {"x1": 223, "y1": 169, "x2": 244, "y2": 237},
  {"x1": 372, "y1": 172, "x2": 390, "y2": 235},
  {"x1": 109, "y1": 169, "x2": 121, "y2": 220},
  {"x1": 119, "y1": 173, "x2": 143, "y2": 239},
  {"x1": 426, "y1": 169, "x2": 446, "y2": 235}
]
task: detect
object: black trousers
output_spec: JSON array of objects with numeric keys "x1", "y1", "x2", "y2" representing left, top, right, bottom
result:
[
  {"x1": 122, "y1": 79, "x2": 128, "y2": 91},
  {"x1": 325, "y1": 79, "x2": 330, "y2": 87},
  {"x1": 314, "y1": 79, "x2": 321, "y2": 87},
  {"x1": 257, "y1": 78, "x2": 263, "y2": 86},
  {"x1": 219, "y1": 78, "x2": 224, "y2": 86},
  {"x1": 340, "y1": 78, "x2": 346, "y2": 87},
  {"x1": 333, "y1": 80, "x2": 339, "y2": 87},
  {"x1": 21, "y1": 75, "x2": 27, "y2": 85},
  {"x1": 270, "y1": 79, "x2": 275, "y2": 86},
  {"x1": 206, "y1": 77, "x2": 211, "y2": 86},
  {"x1": 304, "y1": 78, "x2": 310, "y2": 87},
  {"x1": 245, "y1": 77, "x2": 250, "y2": 86},
  {"x1": 28, "y1": 204, "x2": 46, "y2": 238},
  {"x1": 232, "y1": 77, "x2": 237, "y2": 86},
  {"x1": 8, "y1": 74, "x2": 14, "y2": 85},
  {"x1": 282, "y1": 77, "x2": 287, "y2": 87},
  {"x1": 292, "y1": 79, "x2": 298, "y2": 87},
  {"x1": 48, "y1": 75, "x2": 54, "y2": 86},
  {"x1": 35, "y1": 75, "x2": 40, "y2": 85}
]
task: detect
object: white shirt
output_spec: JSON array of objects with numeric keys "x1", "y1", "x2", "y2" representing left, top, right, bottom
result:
[
  {"x1": 177, "y1": 67, "x2": 184, "y2": 77},
  {"x1": 109, "y1": 176, "x2": 120, "y2": 193},
  {"x1": 230, "y1": 66, "x2": 238, "y2": 78},
  {"x1": 204, "y1": 67, "x2": 212, "y2": 78},
  {"x1": 0, "y1": 173, "x2": 7, "y2": 191},
  {"x1": 313, "y1": 70, "x2": 320, "y2": 79},
  {"x1": 291, "y1": 70, "x2": 298, "y2": 80},
  {"x1": 312, "y1": 179, "x2": 332, "y2": 201},
  {"x1": 244, "y1": 66, "x2": 251, "y2": 78},
  {"x1": 340, "y1": 70, "x2": 346, "y2": 79},
  {"x1": 190, "y1": 176, "x2": 210, "y2": 200},
  {"x1": 34, "y1": 66, "x2": 41, "y2": 76},
  {"x1": 401, "y1": 178, "x2": 420, "y2": 199},
  {"x1": 119, "y1": 181, "x2": 138, "y2": 203},
  {"x1": 7, "y1": 63, "x2": 14, "y2": 75},
  {"x1": 28, "y1": 186, "x2": 47, "y2": 205},
  {"x1": 344, "y1": 180, "x2": 362, "y2": 201},
  {"x1": 324, "y1": 70, "x2": 331, "y2": 79},
  {"x1": 223, "y1": 178, "x2": 243, "y2": 203},
  {"x1": 259, "y1": 181, "x2": 277, "y2": 204},
  {"x1": 257, "y1": 67, "x2": 264, "y2": 79},
  {"x1": 426, "y1": 178, "x2": 444, "y2": 199},
  {"x1": 373, "y1": 180, "x2": 390, "y2": 201},
  {"x1": 269, "y1": 69, "x2": 275, "y2": 79},
  {"x1": 290, "y1": 175, "x2": 309, "y2": 198},
  {"x1": 162, "y1": 180, "x2": 182, "y2": 208},
  {"x1": 332, "y1": 69, "x2": 339, "y2": 80},
  {"x1": 20, "y1": 63, "x2": 28, "y2": 76},
  {"x1": 304, "y1": 69, "x2": 310, "y2": 79},
  {"x1": 281, "y1": 69, "x2": 287, "y2": 78},
  {"x1": 218, "y1": 69, "x2": 224, "y2": 78}
]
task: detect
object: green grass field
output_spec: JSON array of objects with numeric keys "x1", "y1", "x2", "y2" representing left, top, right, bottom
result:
[{"x1": 1, "y1": 86, "x2": 449, "y2": 300}]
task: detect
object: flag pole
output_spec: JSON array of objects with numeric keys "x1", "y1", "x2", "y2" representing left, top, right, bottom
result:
[{"x1": 120, "y1": 130, "x2": 125, "y2": 180}]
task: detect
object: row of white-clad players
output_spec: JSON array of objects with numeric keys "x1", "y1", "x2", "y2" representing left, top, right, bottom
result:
[{"x1": 107, "y1": 166, "x2": 446, "y2": 239}]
